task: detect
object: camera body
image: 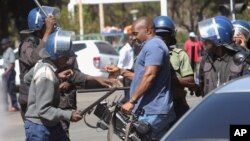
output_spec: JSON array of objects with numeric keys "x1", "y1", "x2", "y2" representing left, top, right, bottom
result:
[{"x1": 93, "y1": 102, "x2": 150, "y2": 141}]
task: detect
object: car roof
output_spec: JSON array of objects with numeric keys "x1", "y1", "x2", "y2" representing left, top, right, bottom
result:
[
  {"x1": 213, "y1": 75, "x2": 250, "y2": 94},
  {"x1": 72, "y1": 40, "x2": 109, "y2": 44}
]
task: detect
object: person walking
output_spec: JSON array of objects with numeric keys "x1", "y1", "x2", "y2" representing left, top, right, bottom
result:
[{"x1": 1, "y1": 38, "x2": 19, "y2": 112}]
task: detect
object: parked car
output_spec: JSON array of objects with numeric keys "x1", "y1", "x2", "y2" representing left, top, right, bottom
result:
[
  {"x1": 161, "y1": 76, "x2": 250, "y2": 141},
  {"x1": 72, "y1": 40, "x2": 119, "y2": 77},
  {"x1": 0, "y1": 48, "x2": 20, "y2": 88}
]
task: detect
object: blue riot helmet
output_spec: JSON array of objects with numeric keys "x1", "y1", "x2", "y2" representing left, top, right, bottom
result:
[
  {"x1": 39, "y1": 30, "x2": 75, "y2": 60},
  {"x1": 214, "y1": 16, "x2": 232, "y2": 25},
  {"x1": 198, "y1": 16, "x2": 234, "y2": 48},
  {"x1": 27, "y1": 6, "x2": 60, "y2": 32},
  {"x1": 232, "y1": 20, "x2": 250, "y2": 40},
  {"x1": 153, "y1": 16, "x2": 176, "y2": 36}
]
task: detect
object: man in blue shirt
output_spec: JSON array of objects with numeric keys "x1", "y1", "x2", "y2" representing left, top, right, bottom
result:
[{"x1": 106, "y1": 17, "x2": 175, "y2": 140}]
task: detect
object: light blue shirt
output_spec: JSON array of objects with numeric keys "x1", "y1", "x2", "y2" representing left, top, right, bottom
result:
[
  {"x1": 130, "y1": 36, "x2": 173, "y2": 115},
  {"x1": 2, "y1": 47, "x2": 15, "y2": 69}
]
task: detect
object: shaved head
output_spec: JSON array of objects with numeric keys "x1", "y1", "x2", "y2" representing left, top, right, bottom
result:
[
  {"x1": 131, "y1": 17, "x2": 155, "y2": 44},
  {"x1": 133, "y1": 17, "x2": 155, "y2": 31}
]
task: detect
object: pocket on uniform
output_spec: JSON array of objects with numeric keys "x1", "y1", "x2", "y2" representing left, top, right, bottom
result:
[
  {"x1": 230, "y1": 63, "x2": 243, "y2": 73},
  {"x1": 229, "y1": 63, "x2": 243, "y2": 80},
  {"x1": 203, "y1": 62, "x2": 212, "y2": 72}
]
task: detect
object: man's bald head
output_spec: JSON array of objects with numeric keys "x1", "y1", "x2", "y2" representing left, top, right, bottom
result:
[
  {"x1": 131, "y1": 17, "x2": 155, "y2": 44},
  {"x1": 133, "y1": 17, "x2": 155, "y2": 31}
]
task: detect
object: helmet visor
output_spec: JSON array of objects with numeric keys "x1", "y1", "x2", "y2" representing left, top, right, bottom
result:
[
  {"x1": 233, "y1": 25, "x2": 250, "y2": 40},
  {"x1": 198, "y1": 18, "x2": 219, "y2": 40},
  {"x1": 41, "y1": 6, "x2": 60, "y2": 19}
]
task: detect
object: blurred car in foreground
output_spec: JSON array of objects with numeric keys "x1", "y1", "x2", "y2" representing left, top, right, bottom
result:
[
  {"x1": 72, "y1": 40, "x2": 119, "y2": 77},
  {"x1": 161, "y1": 76, "x2": 250, "y2": 141},
  {"x1": 0, "y1": 48, "x2": 20, "y2": 89}
]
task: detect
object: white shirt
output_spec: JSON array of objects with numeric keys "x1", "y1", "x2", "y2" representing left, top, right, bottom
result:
[{"x1": 117, "y1": 43, "x2": 134, "y2": 69}]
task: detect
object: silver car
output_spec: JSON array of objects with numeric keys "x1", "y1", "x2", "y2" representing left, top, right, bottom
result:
[{"x1": 72, "y1": 40, "x2": 119, "y2": 77}]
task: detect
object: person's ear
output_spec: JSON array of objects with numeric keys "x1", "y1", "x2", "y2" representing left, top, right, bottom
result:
[{"x1": 146, "y1": 28, "x2": 152, "y2": 35}]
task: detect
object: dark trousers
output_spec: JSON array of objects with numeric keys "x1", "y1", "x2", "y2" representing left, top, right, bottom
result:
[
  {"x1": 3, "y1": 69, "x2": 18, "y2": 108},
  {"x1": 24, "y1": 120, "x2": 69, "y2": 141},
  {"x1": 18, "y1": 82, "x2": 30, "y2": 121},
  {"x1": 173, "y1": 97, "x2": 190, "y2": 120},
  {"x1": 61, "y1": 120, "x2": 71, "y2": 140},
  {"x1": 18, "y1": 94, "x2": 28, "y2": 121},
  {"x1": 120, "y1": 78, "x2": 131, "y2": 103}
]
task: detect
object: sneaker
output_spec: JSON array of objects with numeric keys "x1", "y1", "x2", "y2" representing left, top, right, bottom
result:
[{"x1": 8, "y1": 107, "x2": 18, "y2": 112}]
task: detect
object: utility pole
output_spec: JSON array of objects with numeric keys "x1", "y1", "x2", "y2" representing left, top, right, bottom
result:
[
  {"x1": 160, "y1": 0, "x2": 167, "y2": 16},
  {"x1": 230, "y1": 0, "x2": 236, "y2": 20},
  {"x1": 79, "y1": 0, "x2": 84, "y2": 39},
  {"x1": 99, "y1": 3, "x2": 104, "y2": 33}
]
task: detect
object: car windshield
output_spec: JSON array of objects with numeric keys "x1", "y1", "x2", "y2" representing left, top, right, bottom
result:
[
  {"x1": 95, "y1": 42, "x2": 119, "y2": 55},
  {"x1": 162, "y1": 92, "x2": 250, "y2": 141}
]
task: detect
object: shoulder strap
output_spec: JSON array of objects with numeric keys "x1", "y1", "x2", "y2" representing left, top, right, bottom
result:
[{"x1": 172, "y1": 48, "x2": 183, "y2": 54}]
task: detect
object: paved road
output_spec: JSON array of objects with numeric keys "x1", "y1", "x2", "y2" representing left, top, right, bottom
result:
[{"x1": 1, "y1": 90, "x2": 202, "y2": 141}]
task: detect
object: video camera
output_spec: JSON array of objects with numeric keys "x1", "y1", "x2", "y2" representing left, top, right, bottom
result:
[{"x1": 78, "y1": 87, "x2": 151, "y2": 141}]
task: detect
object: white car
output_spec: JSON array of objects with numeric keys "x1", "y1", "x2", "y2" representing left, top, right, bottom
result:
[
  {"x1": 72, "y1": 40, "x2": 119, "y2": 77},
  {"x1": 0, "y1": 48, "x2": 20, "y2": 88}
]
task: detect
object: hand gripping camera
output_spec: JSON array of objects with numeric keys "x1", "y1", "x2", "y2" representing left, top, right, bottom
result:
[
  {"x1": 78, "y1": 88, "x2": 151, "y2": 141},
  {"x1": 94, "y1": 102, "x2": 151, "y2": 141}
]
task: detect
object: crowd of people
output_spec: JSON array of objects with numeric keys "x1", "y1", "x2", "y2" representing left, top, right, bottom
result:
[{"x1": 1, "y1": 4, "x2": 250, "y2": 141}]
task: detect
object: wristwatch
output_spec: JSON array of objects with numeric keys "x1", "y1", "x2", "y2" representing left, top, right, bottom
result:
[{"x1": 129, "y1": 98, "x2": 137, "y2": 104}]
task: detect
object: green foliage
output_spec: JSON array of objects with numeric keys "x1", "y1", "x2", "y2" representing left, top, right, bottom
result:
[
  {"x1": 1, "y1": 0, "x2": 250, "y2": 44},
  {"x1": 176, "y1": 32, "x2": 188, "y2": 47},
  {"x1": 57, "y1": 2, "x2": 160, "y2": 34}
]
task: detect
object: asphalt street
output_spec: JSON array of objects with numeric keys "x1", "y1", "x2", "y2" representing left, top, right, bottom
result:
[{"x1": 1, "y1": 90, "x2": 202, "y2": 141}]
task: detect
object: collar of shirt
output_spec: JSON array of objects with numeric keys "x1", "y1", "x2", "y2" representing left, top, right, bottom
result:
[
  {"x1": 141, "y1": 36, "x2": 159, "y2": 47},
  {"x1": 215, "y1": 53, "x2": 230, "y2": 62},
  {"x1": 42, "y1": 59, "x2": 58, "y2": 73}
]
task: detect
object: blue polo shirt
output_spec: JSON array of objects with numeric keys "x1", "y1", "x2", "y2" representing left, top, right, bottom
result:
[{"x1": 130, "y1": 36, "x2": 173, "y2": 115}]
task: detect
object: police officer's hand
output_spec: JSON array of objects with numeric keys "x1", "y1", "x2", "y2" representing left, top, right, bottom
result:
[
  {"x1": 121, "y1": 102, "x2": 134, "y2": 115},
  {"x1": 70, "y1": 111, "x2": 82, "y2": 122},
  {"x1": 94, "y1": 77, "x2": 118, "y2": 88},
  {"x1": 189, "y1": 84, "x2": 202, "y2": 97},
  {"x1": 105, "y1": 65, "x2": 120, "y2": 79},
  {"x1": 42, "y1": 15, "x2": 56, "y2": 42},
  {"x1": 58, "y1": 69, "x2": 74, "y2": 81},
  {"x1": 45, "y1": 15, "x2": 56, "y2": 34},
  {"x1": 59, "y1": 81, "x2": 71, "y2": 92}
]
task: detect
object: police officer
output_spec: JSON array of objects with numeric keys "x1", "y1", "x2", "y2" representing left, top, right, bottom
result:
[
  {"x1": 19, "y1": 6, "x2": 116, "y2": 140},
  {"x1": 232, "y1": 20, "x2": 250, "y2": 49},
  {"x1": 198, "y1": 16, "x2": 248, "y2": 96},
  {"x1": 24, "y1": 30, "x2": 82, "y2": 141},
  {"x1": 18, "y1": 6, "x2": 57, "y2": 120},
  {"x1": 153, "y1": 16, "x2": 198, "y2": 120}
]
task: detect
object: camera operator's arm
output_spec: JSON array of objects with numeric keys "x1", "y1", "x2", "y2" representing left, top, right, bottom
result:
[
  {"x1": 121, "y1": 66, "x2": 159, "y2": 114},
  {"x1": 120, "y1": 69, "x2": 134, "y2": 80},
  {"x1": 105, "y1": 65, "x2": 134, "y2": 80}
]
